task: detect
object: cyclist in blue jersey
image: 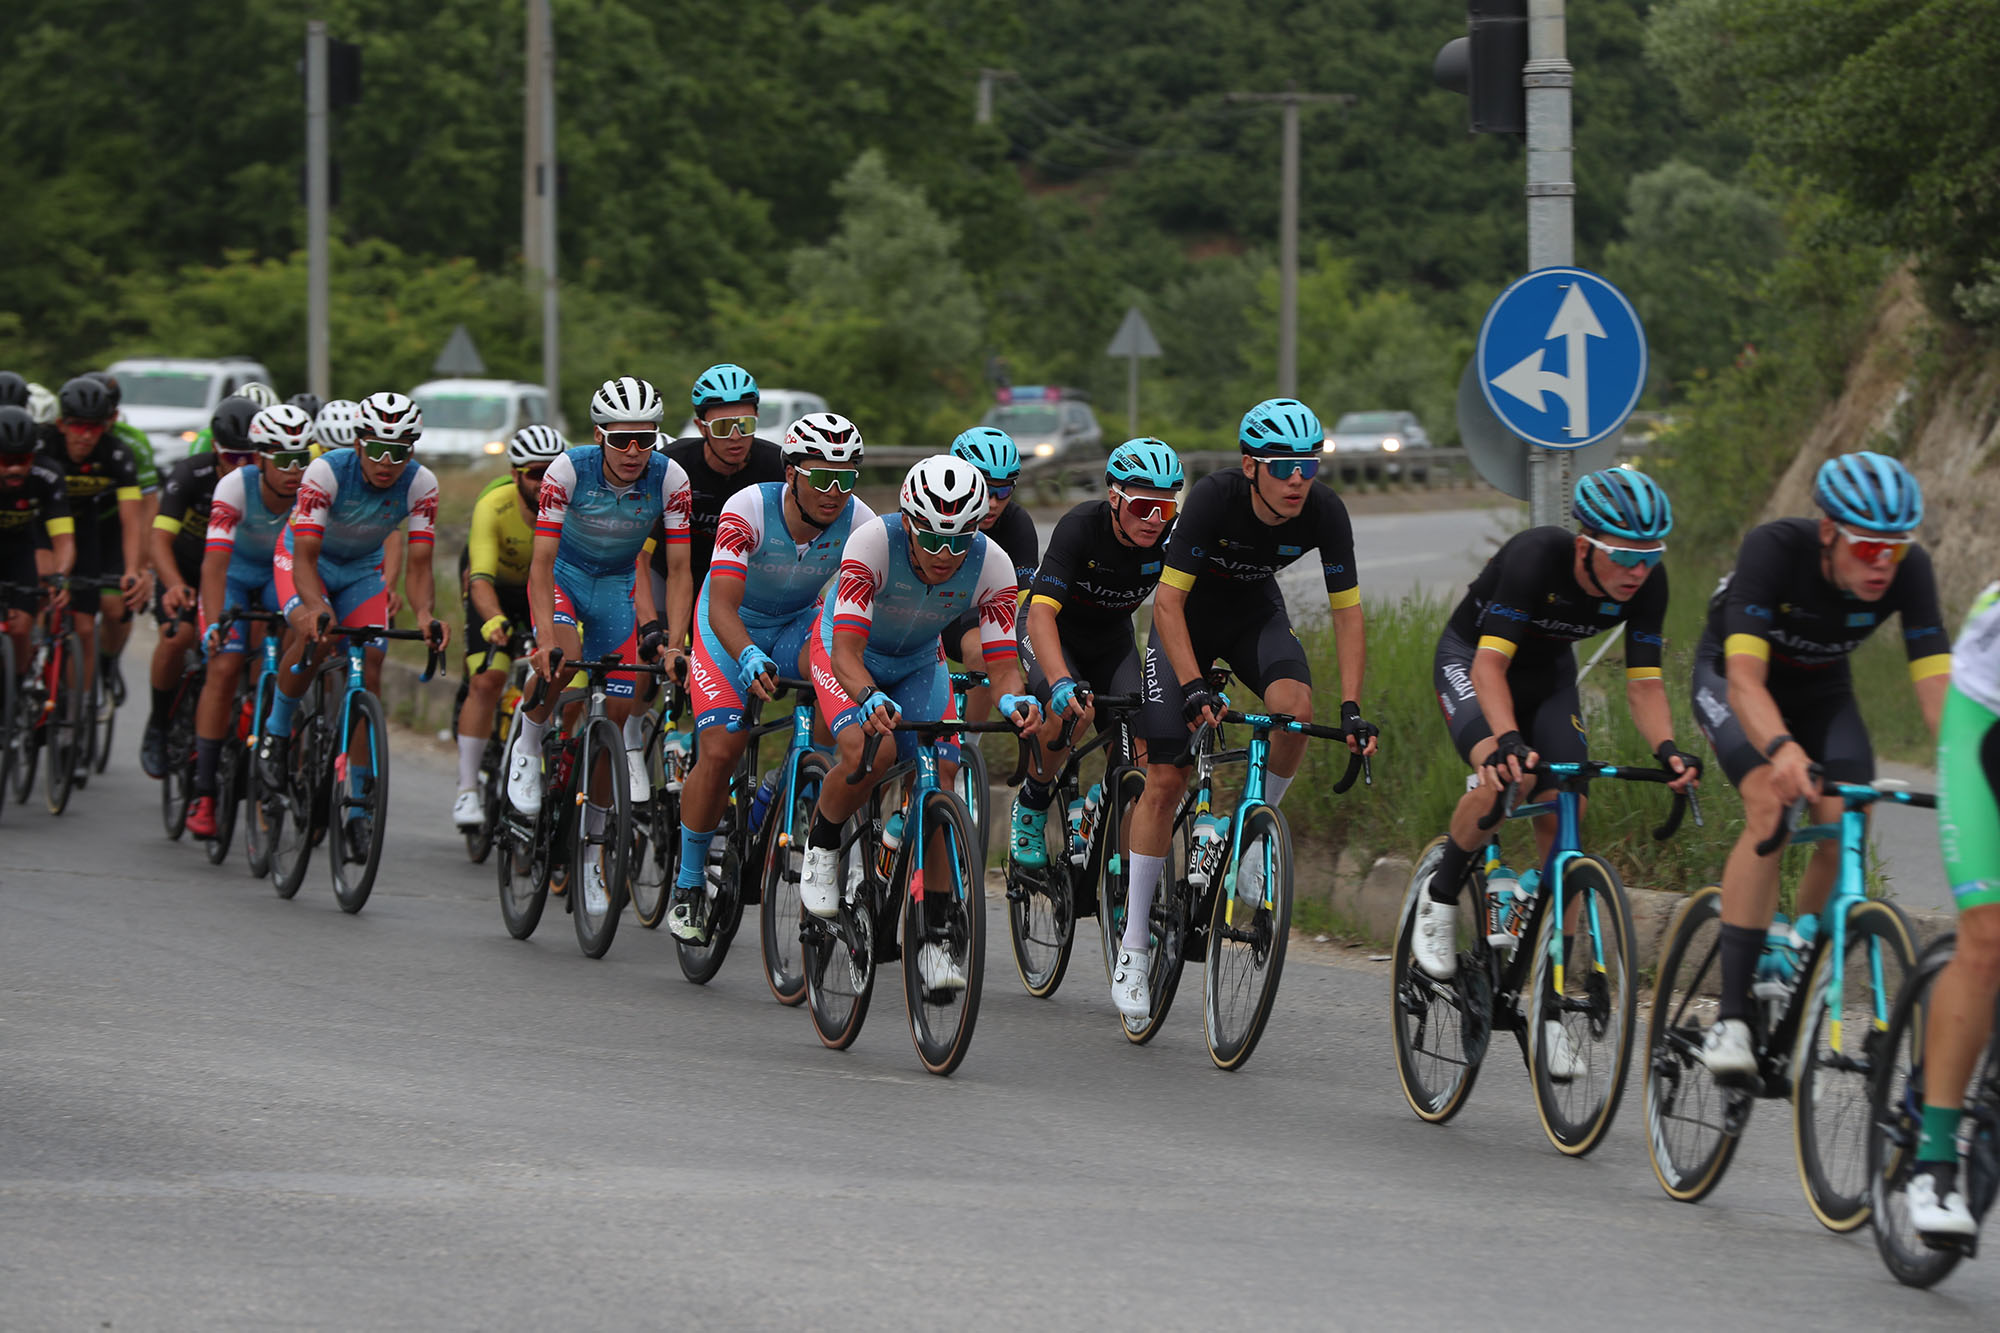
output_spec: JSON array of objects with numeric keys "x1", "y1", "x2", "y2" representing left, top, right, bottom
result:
[
  {"x1": 945, "y1": 427, "x2": 1038, "y2": 727},
  {"x1": 257, "y1": 392, "x2": 446, "y2": 788},
  {"x1": 182, "y1": 406, "x2": 310, "y2": 837},
  {"x1": 505, "y1": 377, "x2": 695, "y2": 918},
  {"x1": 802, "y1": 455, "x2": 1042, "y2": 989},
  {"x1": 666, "y1": 413, "x2": 874, "y2": 942}
]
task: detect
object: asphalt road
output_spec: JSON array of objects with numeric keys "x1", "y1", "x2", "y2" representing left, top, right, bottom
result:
[{"x1": 3, "y1": 708, "x2": 1996, "y2": 1330}]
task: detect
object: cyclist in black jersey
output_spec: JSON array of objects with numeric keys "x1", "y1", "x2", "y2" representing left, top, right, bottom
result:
[
  {"x1": 1008, "y1": 438, "x2": 1182, "y2": 868},
  {"x1": 943, "y1": 427, "x2": 1039, "y2": 728},
  {"x1": 0, "y1": 406, "x2": 76, "y2": 670},
  {"x1": 1116, "y1": 399, "x2": 1379, "y2": 1018},
  {"x1": 1690, "y1": 452, "x2": 1952, "y2": 1082},
  {"x1": 1411, "y1": 469, "x2": 1699, "y2": 995}
]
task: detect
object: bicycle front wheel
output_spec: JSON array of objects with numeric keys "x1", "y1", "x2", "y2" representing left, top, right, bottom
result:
[
  {"x1": 953, "y1": 736, "x2": 991, "y2": 866},
  {"x1": 1391, "y1": 838, "x2": 1489, "y2": 1124},
  {"x1": 675, "y1": 831, "x2": 742, "y2": 986},
  {"x1": 44, "y1": 635, "x2": 83, "y2": 815},
  {"x1": 760, "y1": 752, "x2": 823, "y2": 1006},
  {"x1": 627, "y1": 719, "x2": 673, "y2": 928},
  {"x1": 207, "y1": 734, "x2": 242, "y2": 865},
  {"x1": 1793, "y1": 896, "x2": 1916, "y2": 1231},
  {"x1": 91, "y1": 670, "x2": 115, "y2": 775},
  {"x1": 161, "y1": 689, "x2": 197, "y2": 840},
  {"x1": 329, "y1": 692, "x2": 390, "y2": 914},
  {"x1": 569, "y1": 716, "x2": 631, "y2": 959},
  {"x1": 1204, "y1": 803, "x2": 1291, "y2": 1071},
  {"x1": 465, "y1": 729, "x2": 504, "y2": 865},
  {"x1": 0, "y1": 636, "x2": 13, "y2": 821},
  {"x1": 1643, "y1": 885, "x2": 1750, "y2": 1203},
  {"x1": 268, "y1": 687, "x2": 325, "y2": 901},
  {"x1": 903, "y1": 789, "x2": 985, "y2": 1076},
  {"x1": 1007, "y1": 777, "x2": 1075, "y2": 999},
  {"x1": 1527, "y1": 854, "x2": 1637, "y2": 1157},
  {"x1": 805, "y1": 824, "x2": 874, "y2": 1049},
  {"x1": 244, "y1": 679, "x2": 275, "y2": 878}
]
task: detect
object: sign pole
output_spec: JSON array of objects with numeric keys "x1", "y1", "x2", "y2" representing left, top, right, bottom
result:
[
  {"x1": 1524, "y1": 0, "x2": 1573, "y2": 527},
  {"x1": 305, "y1": 21, "x2": 330, "y2": 402},
  {"x1": 1104, "y1": 306, "x2": 1163, "y2": 440}
]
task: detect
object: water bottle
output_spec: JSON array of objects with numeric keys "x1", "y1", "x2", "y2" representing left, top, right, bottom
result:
[
  {"x1": 1484, "y1": 864, "x2": 1533, "y2": 951},
  {"x1": 1066, "y1": 782, "x2": 1103, "y2": 866},
  {"x1": 877, "y1": 809, "x2": 905, "y2": 881},
  {"x1": 1187, "y1": 812, "x2": 1229, "y2": 890},
  {"x1": 1755, "y1": 912, "x2": 1818, "y2": 1001},
  {"x1": 746, "y1": 768, "x2": 779, "y2": 837},
  {"x1": 663, "y1": 728, "x2": 692, "y2": 791}
]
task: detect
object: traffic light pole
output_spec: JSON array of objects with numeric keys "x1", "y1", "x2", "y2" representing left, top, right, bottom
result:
[
  {"x1": 305, "y1": 21, "x2": 330, "y2": 403},
  {"x1": 1523, "y1": 0, "x2": 1573, "y2": 527}
]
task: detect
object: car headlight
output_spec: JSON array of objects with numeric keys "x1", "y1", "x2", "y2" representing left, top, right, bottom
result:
[
  {"x1": 1034, "y1": 442, "x2": 1055, "y2": 457},
  {"x1": 180, "y1": 430, "x2": 198, "y2": 443},
  {"x1": 483, "y1": 440, "x2": 504, "y2": 455},
  {"x1": 1321, "y1": 441, "x2": 1336, "y2": 453},
  {"x1": 1382, "y1": 438, "x2": 1401, "y2": 452}
]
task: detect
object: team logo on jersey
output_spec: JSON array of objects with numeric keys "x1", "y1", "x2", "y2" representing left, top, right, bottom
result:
[
  {"x1": 411, "y1": 491, "x2": 438, "y2": 526},
  {"x1": 1278, "y1": 544, "x2": 1301, "y2": 557},
  {"x1": 981, "y1": 589, "x2": 1018, "y2": 636},
  {"x1": 296, "y1": 482, "x2": 332, "y2": 522},
  {"x1": 1599, "y1": 601, "x2": 1620, "y2": 616},
  {"x1": 1846, "y1": 611, "x2": 1875, "y2": 628},
  {"x1": 837, "y1": 560, "x2": 878, "y2": 612},
  {"x1": 209, "y1": 501, "x2": 241, "y2": 537},
  {"x1": 538, "y1": 479, "x2": 569, "y2": 518},
  {"x1": 668, "y1": 484, "x2": 695, "y2": 525},
  {"x1": 715, "y1": 512, "x2": 757, "y2": 560},
  {"x1": 1141, "y1": 561, "x2": 1162, "y2": 575}
]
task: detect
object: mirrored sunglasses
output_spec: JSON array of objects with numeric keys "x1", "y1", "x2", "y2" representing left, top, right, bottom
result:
[
  {"x1": 260, "y1": 449, "x2": 312, "y2": 471},
  {"x1": 360, "y1": 439, "x2": 414, "y2": 463},
  {"x1": 1583, "y1": 533, "x2": 1666, "y2": 570},
  {"x1": 1115, "y1": 491, "x2": 1178, "y2": 523},
  {"x1": 217, "y1": 450, "x2": 259, "y2": 469},
  {"x1": 602, "y1": 429, "x2": 658, "y2": 453},
  {"x1": 803, "y1": 467, "x2": 858, "y2": 493},
  {"x1": 1254, "y1": 456, "x2": 1319, "y2": 481},
  {"x1": 1836, "y1": 524, "x2": 1913, "y2": 565},
  {"x1": 705, "y1": 415, "x2": 757, "y2": 439},
  {"x1": 913, "y1": 528, "x2": 972, "y2": 556}
]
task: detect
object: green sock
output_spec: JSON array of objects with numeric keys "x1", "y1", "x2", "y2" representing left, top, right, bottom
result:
[{"x1": 1916, "y1": 1102, "x2": 1964, "y2": 1164}]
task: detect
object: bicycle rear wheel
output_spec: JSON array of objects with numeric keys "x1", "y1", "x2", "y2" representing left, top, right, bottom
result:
[
  {"x1": 207, "y1": 735, "x2": 242, "y2": 864},
  {"x1": 160, "y1": 686, "x2": 197, "y2": 840},
  {"x1": 952, "y1": 736, "x2": 991, "y2": 866},
  {"x1": 91, "y1": 670, "x2": 114, "y2": 775},
  {"x1": 1007, "y1": 775, "x2": 1075, "y2": 999},
  {"x1": 1391, "y1": 838, "x2": 1488, "y2": 1123},
  {"x1": 904, "y1": 790, "x2": 985, "y2": 1076},
  {"x1": 760, "y1": 751, "x2": 824, "y2": 1006},
  {"x1": 244, "y1": 678, "x2": 275, "y2": 878},
  {"x1": 569, "y1": 716, "x2": 631, "y2": 959},
  {"x1": 268, "y1": 683, "x2": 325, "y2": 901},
  {"x1": 1527, "y1": 855, "x2": 1638, "y2": 1157},
  {"x1": 43, "y1": 635, "x2": 83, "y2": 815},
  {"x1": 1203, "y1": 804, "x2": 1292, "y2": 1071},
  {"x1": 1793, "y1": 897, "x2": 1915, "y2": 1231},
  {"x1": 628, "y1": 720, "x2": 673, "y2": 928},
  {"x1": 1643, "y1": 884, "x2": 1751, "y2": 1202},
  {"x1": 329, "y1": 692, "x2": 390, "y2": 914},
  {"x1": 7, "y1": 642, "x2": 37, "y2": 807},
  {"x1": 1112, "y1": 790, "x2": 1193, "y2": 1045},
  {"x1": 465, "y1": 729, "x2": 504, "y2": 865},
  {"x1": 804, "y1": 828, "x2": 874, "y2": 1049}
]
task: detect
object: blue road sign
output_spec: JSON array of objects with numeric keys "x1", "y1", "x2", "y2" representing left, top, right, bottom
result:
[{"x1": 1476, "y1": 267, "x2": 1647, "y2": 450}]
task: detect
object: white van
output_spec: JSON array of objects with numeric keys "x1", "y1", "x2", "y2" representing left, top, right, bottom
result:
[
  {"x1": 106, "y1": 356, "x2": 277, "y2": 465},
  {"x1": 407, "y1": 379, "x2": 556, "y2": 463}
]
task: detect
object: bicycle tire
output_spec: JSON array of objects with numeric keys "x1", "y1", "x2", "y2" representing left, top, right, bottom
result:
[
  {"x1": 0, "y1": 635, "x2": 15, "y2": 820},
  {"x1": 569, "y1": 715, "x2": 631, "y2": 959},
  {"x1": 244, "y1": 676, "x2": 276, "y2": 879},
  {"x1": 329, "y1": 691, "x2": 391, "y2": 914},
  {"x1": 465, "y1": 729, "x2": 504, "y2": 865},
  {"x1": 1007, "y1": 774, "x2": 1075, "y2": 999},
  {"x1": 1643, "y1": 885, "x2": 1751, "y2": 1203},
  {"x1": 1115, "y1": 790, "x2": 1194, "y2": 1045},
  {"x1": 805, "y1": 821, "x2": 874, "y2": 1050},
  {"x1": 160, "y1": 685, "x2": 198, "y2": 840},
  {"x1": 954, "y1": 736, "x2": 991, "y2": 866},
  {"x1": 760, "y1": 751, "x2": 824, "y2": 1007},
  {"x1": 675, "y1": 804, "x2": 741, "y2": 986},
  {"x1": 1391, "y1": 837, "x2": 1489, "y2": 1124},
  {"x1": 268, "y1": 680, "x2": 324, "y2": 901},
  {"x1": 1525, "y1": 854, "x2": 1638, "y2": 1156},
  {"x1": 904, "y1": 789, "x2": 986, "y2": 1076},
  {"x1": 627, "y1": 716, "x2": 672, "y2": 927},
  {"x1": 91, "y1": 669, "x2": 114, "y2": 775},
  {"x1": 7, "y1": 637, "x2": 37, "y2": 807},
  {"x1": 207, "y1": 734, "x2": 242, "y2": 865},
  {"x1": 1793, "y1": 896, "x2": 1916, "y2": 1231},
  {"x1": 1868, "y1": 935, "x2": 1978, "y2": 1289},
  {"x1": 43, "y1": 634, "x2": 83, "y2": 815},
  {"x1": 1204, "y1": 803, "x2": 1292, "y2": 1071}
]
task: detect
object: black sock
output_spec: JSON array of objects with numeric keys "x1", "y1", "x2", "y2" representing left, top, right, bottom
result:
[
  {"x1": 1717, "y1": 923, "x2": 1764, "y2": 1022},
  {"x1": 148, "y1": 686, "x2": 173, "y2": 729},
  {"x1": 1429, "y1": 839, "x2": 1476, "y2": 904},
  {"x1": 809, "y1": 812, "x2": 842, "y2": 851},
  {"x1": 193, "y1": 738, "x2": 222, "y2": 797},
  {"x1": 1019, "y1": 776, "x2": 1054, "y2": 812}
]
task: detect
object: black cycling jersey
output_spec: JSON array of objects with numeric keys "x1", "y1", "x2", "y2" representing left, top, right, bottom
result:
[
  {"x1": 0, "y1": 458, "x2": 75, "y2": 549},
  {"x1": 1699, "y1": 517, "x2": 1951, "y2": 688},
  {"x1": 1443, "y1": 525, "x2": 1668, "y2": 679},
  {"x1": 1029, "y1": 499, "x2": 1166, "y2": 643},
  {"x1": 648, "y1": 435, "x2": 787, "y2": 589},
  {"x1": 155, "y1": 454, "x2": 223, "y2": 580},
  {"x1": 36, "y1": 426, "x2": 141, "y2": 525},
  {"x1": 1159, "y1": 470, "x2": 1359, "y2": 614},
  {"x1": 983, "y1": 500, "x2": 1040, "y2": 593}
]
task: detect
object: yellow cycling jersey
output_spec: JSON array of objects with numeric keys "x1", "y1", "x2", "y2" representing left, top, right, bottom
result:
[{"x1": 467, "y1": 475, "x2": 535, "y2": 589}]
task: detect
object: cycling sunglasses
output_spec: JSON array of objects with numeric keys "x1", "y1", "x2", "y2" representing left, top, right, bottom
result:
[
  {"x1": 217, "y1": 450, "x2": 258, "y2": 469},
  {"x1": 359, "y1": 439, "x2": 414, "y2": 463},
  {"x1": 913, "y1": 528, "x2": 973, "y2": 556},
  {"x1": 514, "y1": 465, "x2": 549, "y2": 483},
  {"x1": 258, "y1": 449, "x2": 312, "y2": 471},
  {"x1": 802, "y1": 466, "x2": 859, "y2": 493},
  {"x1": 981, "y1": 473, "x2": 1020, "y2": 500},
  {"x1": 1582, "y1": 533, "x2": 1666, "y2": 570},
  {"x1": 602, "y1": 428, "x2": 659, "y2": 453},
  {"x1": 1253, "y1": 455, "x2": 1320, "y2": 482},
  {"x1": 1113, "y1": 487, "x2": 1178, "y2": 523},
  {"x1": 1836, "y1": 524, "x2": 1913, "y2": 565},
  {"x1": 704, "y1": 415, "x2": 757, "y2": 439}
]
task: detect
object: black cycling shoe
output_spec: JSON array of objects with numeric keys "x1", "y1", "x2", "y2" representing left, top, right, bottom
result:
[
  {"x1": 140, "y1": 720, "x2": 168, "y2": 779},
  {"x1": 256, "y1": 734, "x2": 290, "y2": 793},
  {"x1": 100, "y1": 653, "x2": 126, "y2": 707},
  {"x1": 665, "y1": 884, "x2": 709, "y2": 943}
]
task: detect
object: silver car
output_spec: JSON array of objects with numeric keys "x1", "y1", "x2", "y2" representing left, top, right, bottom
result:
[
  {"x1": 1324, "y1": 410, "x2": 1431, "y2": 480},
  {"x1": 981, "y1": 389, "x2": 1102, "y2": 463}
]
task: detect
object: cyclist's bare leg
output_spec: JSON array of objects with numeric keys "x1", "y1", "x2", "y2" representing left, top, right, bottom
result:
[
  {"x1": 1923, "y1": 902, "x2": 2000, "y2": 1126},
  {"x1": 817, "y1": 719, "x2": 897, "y2": 827},
  {"x1": 1262, "y1": 677, "x2": 1311, "y2": 779}
]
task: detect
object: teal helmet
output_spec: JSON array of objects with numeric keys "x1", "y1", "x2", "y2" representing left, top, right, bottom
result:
[
  {"x1": 1573, "y1": 467, "x2": 1673, "y2": 540},
  {"x1": 690, "y1": 363, "x2": 759, "y2": 410},
  {"x1": 1814, "y1": 451, "x2": 1922, "y2": 533},
  {"x1": 950, "y1": 426, "x2": 1021, "y2": 484},
  {"x1": 1238, "y1": 398, "x2": 1323, "y2": 455},
  {"x1": 1106, "y1": 438, "x2": 1184, "y2": 491}
]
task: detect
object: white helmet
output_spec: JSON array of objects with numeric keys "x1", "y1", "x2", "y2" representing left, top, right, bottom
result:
[
  {"x1": 357, "y1": 391, "x2": 423, "y2": 445},
  {"x1": 25, "y1": 381, "x2": 57, "y2": 424},
  {"x1": 248, "y1": 404, "x2": 315, "y2": 452},
  {"x1": 783, "y1": 412, "x2": 864, "y2": 465},
  {"x1": 900, "y1": 455, "x2": 989, "y2": 536},
  {"x1": 235, "y1": 382, "x2": 280, "y2": 408},
  {"x1": 589, "y1": 376, "x2": 664, "y2": 426},
  {"x1": 508, "y1": 423, "x2": 567, "y2": 466},
  {"x1": 314, "y1": 398, "x2": 361, "y2": 448}
]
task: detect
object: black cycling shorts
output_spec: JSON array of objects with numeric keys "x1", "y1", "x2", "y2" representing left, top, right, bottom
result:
[
  {"x1": 70, "y1": 512, "x2": 118, "y2": 588},
  {"x1": 941, "y1": 610, "x2": 983, "y2": 667},
  {"x1": 1692, "y1": 655, "x2": 1874, "y2": 787},
  {"x1": 1022, "y1": 626, "x2": 1144, "y2": 706},
  {"x1": 1433, "y1": 625, "x2": 1588, "y2": 768},
  {"x1": 2, "y1": 541, "x2": 39, "y2": 615},
  {"x1": 1138, "y1": 590, "x2": 1311, "y2": 763}
]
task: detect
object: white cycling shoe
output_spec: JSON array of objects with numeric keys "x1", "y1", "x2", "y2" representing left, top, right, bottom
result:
[
  {"x1": 1112, "y1": 947, "x2": 1152, "y2": 1019},
  {"x1": 918, "y1": 943, "x2": 967, "y2": 993},
  {"x1": 1699, "y1": 1018, "x2": 1758, "y2": 1086},
  {"x1": 452, "y1": 789, "x2": 482, "y2": 828},
  {"x1": 505, "y1": 742, "x2": 542, "y2": 816},
  {"x1": 1542, "y1": 1020, "x2": 1586, "y2": 1082},
  {"x1": 800, "y1": 847, "x2": 841, "y2": 919},
  {"x1": 1411, "y1": 889, "x2": 1459, "y2": 980},
  {"x1": 580, "y1": 854, "x2": 611, "y2": 919},
  {"x1": 1907, "y1": 1170, "x2": 1977, "y2": 1238}
]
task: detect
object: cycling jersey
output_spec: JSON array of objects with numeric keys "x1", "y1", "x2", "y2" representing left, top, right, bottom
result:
[
  {"x1": 466, "y1": 474, "x2": 536, "y2": 591},
  {"x1": 1444, "y1": 525, "x2": 1669, "y2": 679},
  {"x1": 154, "y1": 454, "x2": 224, "y2": 583},
  {"x1": 1940, "y1": 583, "x2": 2000, "y2": 911},
  {"x1": 1159, "y1": 470, "x2": 1359, "y2": 615},
  {"x1": 945, "y1": 500, "x2": 1038, "y2": 659},
  {"x1": 537, "y1": 446, "x2": 691, "y2": 579},
  {"x1": 820, "y1": 515, "x2": 1018, "y2": 677},
  {"x1": 647, "y1": 435, "x2": 786, "y2": 591},
  {"x1": 203, "y1": 465, "x2": 292, "y2": 653},
  {"x1": 111, "y1": 421, "x2": 160, "y2": 495},
  {"x1": 37, "y1": 428, "x2": 141, "y2": 583},
  {"x1": 1029, "y1": 499, "x2": 1168, "y2": 643},
  {"x1": 1953, "y1": 581, "x2": 2000, "y2": 716},
  {"x1": 278, "y1": 451, "x2": 439, "y2": 627},
  {"x1": 0, "y1": 459, "x2": 75, "y2": 548}
]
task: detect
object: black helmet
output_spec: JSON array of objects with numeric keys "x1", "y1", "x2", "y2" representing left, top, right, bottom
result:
[
  {"x1": 58, "y1": 375, "x2": 115, "y2": 423},
  {"x1": 0, "y1": 371, "x2": 27, "y2": 409},
  {"x1": 287, "y1": 391, "x2": 324, "y2": 420},
  {"x1": 210, "y1": 395, "x2": 260, "y2": 453},
  {"x1": 0, "y1": 404, "x2": 38, "y2": 455},
  {"x1": 83, "y1": 369, "x2": 123, "y2": 411}
]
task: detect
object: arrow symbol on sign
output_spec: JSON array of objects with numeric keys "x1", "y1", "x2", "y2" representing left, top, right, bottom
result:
[{"x1": 1489, "y1": 283, "x2": 1607, "y2": 438}]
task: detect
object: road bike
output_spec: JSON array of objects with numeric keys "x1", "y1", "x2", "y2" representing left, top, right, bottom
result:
[
  {"x1": 156, "y1": 605, "x2": 203, "y2": 839},
  {"x1": 451, "y1": 633, "x2": 533, "y2": 865},
  {"x1": 1, "y1": 577, "x2": 100, "y2": 816},
  {"x1": 209, "y1": 608, "x2": 291, "y2": 872}
]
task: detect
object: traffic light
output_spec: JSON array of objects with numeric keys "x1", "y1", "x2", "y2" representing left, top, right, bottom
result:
[{"x1": 1433, "y1": 0, "x2": 1527, "y2": 136}]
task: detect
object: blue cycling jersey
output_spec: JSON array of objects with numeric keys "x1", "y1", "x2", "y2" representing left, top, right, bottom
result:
[
  {"x1": 287, "y1": 449, "x2": 439, "y2": 571},
  {"x1": 703, "y1": 482, "x2": 872, "y2": 630},
  {"x1": 821, "y1": 514, "x2": 1019, "y2": 677},
  {"x1": 536, "y1": 445, "x2": 691, "y2": 579},
  {"x1": 205, "y1": 465, "x2": 293, "y2": 586}
]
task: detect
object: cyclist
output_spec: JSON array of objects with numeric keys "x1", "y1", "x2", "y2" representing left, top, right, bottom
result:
[
  {"x1": 1119, "y1": 399, "x2": 1379, "y2": 1019},
  {"x1": 666, "y1": 412, "x2": 873, "y2": 942},
  {"x1": 186, "y1": 383, "x2": 284, "y2": 457},
  {"x1": 451, "y1": 423, "x2": 563, "y2": 829},
  {"x1": 182, "y1": 406, "x2": 311, "y2": 838},
  {"x1": 800, "y1": 455, "x2": 1042, "y2": 991},
  {"x1": 83, "y1": 370, "x2": 161, "y2": 520},
  {"x1": 287, "y1": 392, "x2": 324, "y2": 422},
  {"x1": 141, "y1": 395, "x2": 259, "y2": 777},
  {"x1": 314, "y1": 399, "x2": 362, "y2": 452},
  {"x1": 1905, "y1": 580, "x2": 2000, "y2": 1239},
  {"x1": 0, "y1": 405, "x2": 75, "y2": 671},
  {"x1": 257, "y1": 392, "x2": 447, "y2": 792},
  {"x1": 505, "y1": 376, "x2": 693, "y2": 920},
  {"x1": 0, "y1": 372, "x2": 28, "y2": 410},
  {"x1": 945, "y1": 427, "x2": 1039, "y2": 727},
  {"x1": 26, "y1": 382, "x2": 59, "y2": 426},
  {"x1": 1409, "y1": 471, "x2": 1699, "y2": 1031},
  {"x1": 1008, "y1": 438, "x2": 1183, "y2": 868},
  {"x1": 1691, "y1": 452, "x2": 1950, "y2": 1083},
  {"x1": 37, "y1": 376, "x2": 149, "y2": 718}
]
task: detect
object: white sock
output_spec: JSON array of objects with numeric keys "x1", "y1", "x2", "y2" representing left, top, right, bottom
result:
[
  {"x1": 1122, "y1": 853, "x2": 1166, "y2": 951},
  {"x1": 1265, "y1": 772, "x2": 1293, "y2": 807},
  {"x1": 456, "y1": 734, "x2": 484, "y2": 792},
  {"x1": 514, "y1": 713, "x2": 547, "y2": 758}
]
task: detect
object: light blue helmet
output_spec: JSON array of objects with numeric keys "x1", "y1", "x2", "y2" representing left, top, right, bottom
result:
[
  {"x1": 1814, "y1": 451, "x2": 1922, "y2": 533},
  {"x1": 950, "y1": 426, "x2": 1021, "y2": 483},
  {"x1": 1238, "y1": 398, "x2": 1323, "y2": 455},
  {"x1": 1573, "y1": 467, "x2": 1673, "y2": 540},
  {"x1": 1106, "y1": 438, "x2": 1184, "y2": 491},
  {"x1": 690, "y1": 363, "x2": 759, "y2": 410}
]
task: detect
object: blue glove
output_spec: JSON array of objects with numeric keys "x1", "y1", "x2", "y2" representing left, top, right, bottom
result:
[
  {"x1": 859, "y1": 690, "x2": 898, "y2": 724},
  {"x1": 1048, "y1": 676, "x2": 1080, "y2": 715},
  {"x1": 737, "y1": 643, "x2": 777, "y2": 685},
  {"x1": 999, "y1": 693, "x2": 1038, "y2": 723}
]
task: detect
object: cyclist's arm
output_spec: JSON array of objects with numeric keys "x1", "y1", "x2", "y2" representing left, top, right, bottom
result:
[
  {"x1": 826, "y1": 524, "x2": 885, "y2": 704},
  {"x1": 829, "y1": 627, "x2": 875, "y2": 705},
  {"x1": 1331, "y1": 601, "x2": 1367, "y2": 711},
  {"x1": 705, "y1": 569, "x2": 754, "y2": 662},
  {"x1": 1620, "y1": 568, "x2": 1682, "y2": 758},
  {"x1": 402, "y1": 467, "x2": 439, "y2": 630},
  {"x1": 286, "y1": 460, "x2": 337, "y2": 623},
  {"x1": 1469, "y1": 649, "x2": 1522, "y2": 739},
  {"x1": 1023, "y1": 599, "x2": 1071, "y2": 685},
  {"x1": 1896, "y1": 547, "x2": 1952, "y2": 735},
  {"x1": 1154, "y1": 481, "x2": 1221, "y2": 689},
  {"x1": 381, "y1": 530, "x2": 406, "y2": 619},
  {"x1": 1150, "y1": 581, "x2": 1202, "y2": 690},
  {"x1": 464, "y1": 497, "x2": 506, "y2": 629},
  {"x1": 47, "y1": 530, "x2": 75, "y2": 581},
  {"x1": 654, "y1": 459, "x2": 694, "y2": 648},
  {"x1": 288, "y1": 526, "x2": 333, "y2": 622},
  {"x1": 148, "y1": 525, "x2": 183, "y2": 596},
  {"x1": 528, "y1": 534, "x2": 558, "y2": 644},
  {"x1": 405, "y1": 537, "x2": 437, "y2": 633},
  {"x1": 198, "y1": 543, "x2": 230, "y2": 634},
  {"x1": 467, "y1": 576, "x2": 503, "y2": 629},
  {"x1": 703, "y1": 489, "x2": 764, "y2": 660},
  {"x1": 1312, "y1": 489, "x2": 1366, "y2": 707}
]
